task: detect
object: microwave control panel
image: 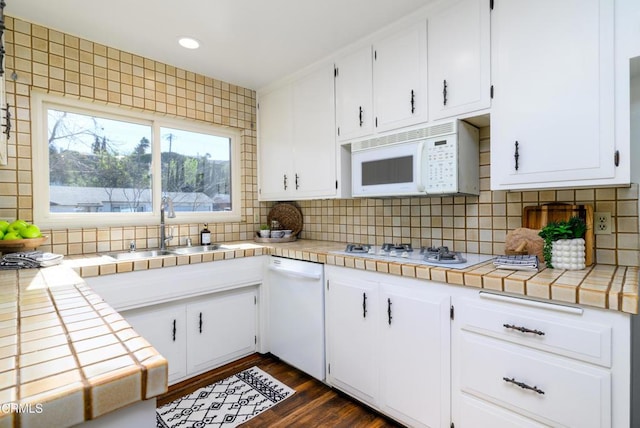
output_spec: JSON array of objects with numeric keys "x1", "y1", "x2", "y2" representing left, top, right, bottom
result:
[{"x1": 425, "y1": 136, "x2": 457, "y2": 193}]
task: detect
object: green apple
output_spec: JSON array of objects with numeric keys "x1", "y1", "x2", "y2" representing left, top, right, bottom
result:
[
  {"x1": 0, "y1": 221, "x2": 9, "y2": 234},
  {"x1": 3, "y1": 231, "x2": 21, "y2": 240},
  {"x1": 20, "y1": 225, "x2": 41, "y2": 239},
  {"x1": 8, "y1": 220, "x2": 27, "y2": 234}
]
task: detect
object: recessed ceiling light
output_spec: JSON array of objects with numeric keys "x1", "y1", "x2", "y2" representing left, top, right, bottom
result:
[{"x1": 178, "y1": 37, "x2": 200, "y2": 49}]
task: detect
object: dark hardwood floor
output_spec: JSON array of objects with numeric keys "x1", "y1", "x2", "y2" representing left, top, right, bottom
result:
[{"x1": 157, "y1": 353, "x2": 404, "y2": 427}]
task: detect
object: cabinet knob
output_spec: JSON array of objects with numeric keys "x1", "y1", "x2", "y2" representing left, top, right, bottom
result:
[
  {"x1": 514, "y1": 141, "x2": 520, "y2": 171},
  {"x1": 358, "y1": 106, "x2": 363, "y2": 127},
  {"x1": 283, "y1": 174, "x2": 288, "y2": 190},
  {"x1": 295, "y1": 173, "x2": 300, "y2": 190},
  {"x1": 387, "y1": 298, "x2": 392, "y2": 325},
  {"x1": 199, "y1": 312, "x2": 203, "y2": 333},
  {"x1": 172, "y1": 319, "x2": 176, "y2": 341}
]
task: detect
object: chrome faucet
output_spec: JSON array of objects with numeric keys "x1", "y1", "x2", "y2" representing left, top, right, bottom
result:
[{"x1": 160, "y1": 195, "x2": 176, "y2": 250}]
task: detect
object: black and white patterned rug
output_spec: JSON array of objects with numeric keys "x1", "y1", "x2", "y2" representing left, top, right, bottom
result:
[{"x1": 156, "y1": 366, "x2": 295, "y2": 428}]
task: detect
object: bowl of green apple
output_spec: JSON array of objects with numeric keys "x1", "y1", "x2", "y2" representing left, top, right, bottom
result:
[{"x1": 0, "y1": 219, "x2": 47, "y2": 253}]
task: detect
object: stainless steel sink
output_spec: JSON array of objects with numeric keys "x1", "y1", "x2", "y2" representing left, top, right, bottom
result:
[
  {"x1": 104, "y1": 249, "x2": 174, "y2": 260},
  {"x1": 169, "y1": 244, "x2": 222, "y2": 255}
]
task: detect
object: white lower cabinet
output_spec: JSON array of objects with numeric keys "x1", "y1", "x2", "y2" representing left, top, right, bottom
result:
[
  {"x1": 325, "y1": 266, "x2": 451, "y2": 428},
  {"x1": 123, "y1": 287, "x2": 258, "y2": 385},
  {"x1": 325, "y1": 272, "x2": 379, "y2": 405},
  {"x1": 124, "y1": 304, "x2": 188, "y2": 383},
  {"x1": 458, "y1": 332, "x2": 610, "y2": 427},
  {"x1": 186, "y1": 289, "x2": 257, "y2": 375},
  {"x1": 451, "y1": 291, "x2": 630, "y2": 428},
  {"x1": 326, "y1": 266, "x2": 632, "y2": 428},
  {"x1": 378, "y1": 281, "x2": 451, "y2": 428},
  {"x1": 84, "y1": 257, "x2": 265, "y2": 386}
]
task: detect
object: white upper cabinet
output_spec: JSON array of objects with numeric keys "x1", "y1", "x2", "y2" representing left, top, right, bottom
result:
[
  {"x1": 490, "y1": 0, "x2": 621, "y2": 190},
  {"x1": 428, "y1": 0, "x2": 490, "y2": 121},
  {"x1": 373, "y1": 22, "x2": 428, "y2": 133},
  {"x1": 335, "y1": 46, "x2": 374, "y2": 141},
  {"x1": 257, "y1": 85, "x2": 293, "y2": 201},
  {"x1": 335, "y1": 22, "x2": 428, "y2": 142},
  {"x1": 291, "y1": 66, "x2": 338, "y2": 199},
  {"x1": 258, "y1": 65, "x2": 345, "y2": 201}
]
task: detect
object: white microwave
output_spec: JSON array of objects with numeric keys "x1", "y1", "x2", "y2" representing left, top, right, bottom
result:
[{"x1": 351, "y1": 120, "x2": 479, "y2": 197}]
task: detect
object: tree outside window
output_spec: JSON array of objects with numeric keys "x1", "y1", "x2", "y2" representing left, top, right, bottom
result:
[{"x1": 46, "y1": 110, "x2": 233, "y2": 214}]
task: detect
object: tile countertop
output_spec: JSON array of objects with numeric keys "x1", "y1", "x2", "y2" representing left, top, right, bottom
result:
[
  {"x1": 0, "y1": 239, "x2": 637, "y2": 426},
  {"x1": 266, "y1": 240, "x2": 639, "y2": 315},
  {"x1": 0, "y1": 266, "x2": 168, "y2": 428},
  {"x1": 63, "y1": 240, "x2": 639, "y2": 315}
]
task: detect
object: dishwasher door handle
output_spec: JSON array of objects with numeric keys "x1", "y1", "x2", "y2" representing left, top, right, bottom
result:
[{"x1": 268, "y1": 265, "x2": 322, "y2": 280}]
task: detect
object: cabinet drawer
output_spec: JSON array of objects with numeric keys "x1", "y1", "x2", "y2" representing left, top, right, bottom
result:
[
  {"x1": 456, "y1": 393, "x2": 547, "y2": 428},
  {"x1": 458, "y1": 294, "x2": 612, "y2": 367},
  {"x1": 459, "y1": 332, "x2": 611, "y2": 428}
]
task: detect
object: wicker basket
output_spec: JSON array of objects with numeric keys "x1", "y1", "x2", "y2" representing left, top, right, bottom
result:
[{"x1": 266, "y1": 203, "x2": 303, "y2": 237}]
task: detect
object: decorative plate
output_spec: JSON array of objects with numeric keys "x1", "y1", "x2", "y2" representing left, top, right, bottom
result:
[{"x1": 267, "y1": 203, "x2": 303, "y2": 236}]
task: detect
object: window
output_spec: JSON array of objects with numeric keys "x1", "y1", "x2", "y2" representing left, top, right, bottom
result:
[
  {"x1": 32, "y1": 91, "x2": 241, "y2": 228},
  {"x1": 160, "y1": 127, "x2": 232, "y2": 213}
]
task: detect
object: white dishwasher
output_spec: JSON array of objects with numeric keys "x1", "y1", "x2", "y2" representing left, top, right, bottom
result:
[{"x1": 268, "y1": 256, "x2": 325, "y2": 380}]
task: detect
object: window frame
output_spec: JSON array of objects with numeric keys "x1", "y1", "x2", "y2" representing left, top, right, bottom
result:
[{"x1": 31, "y1": 91, "x2": 242, "y2": 228}]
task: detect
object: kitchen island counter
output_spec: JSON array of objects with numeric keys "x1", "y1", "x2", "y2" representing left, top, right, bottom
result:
[{"x1": 0, "y1": 266, "x2": 167, "y2": 427}]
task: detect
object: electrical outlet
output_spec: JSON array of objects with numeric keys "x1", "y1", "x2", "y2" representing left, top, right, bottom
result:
[
  {"x1": 594, "y1": 212, "x2": 611, "y2": 235},
  {"x1": 254, "y1": 212, "x2": 260, "y2": 224}
]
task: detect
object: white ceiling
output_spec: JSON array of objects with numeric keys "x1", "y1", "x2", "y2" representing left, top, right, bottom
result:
[{"x1": 7, "y1": 0, "x2": 435, "y2": 90}]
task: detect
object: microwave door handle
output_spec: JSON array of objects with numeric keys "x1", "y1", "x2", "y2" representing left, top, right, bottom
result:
[{"x1": 416, "y1": 141, "x2": 426, "y2": 192}]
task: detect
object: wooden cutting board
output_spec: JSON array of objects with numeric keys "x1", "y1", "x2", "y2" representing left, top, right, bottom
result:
[{"x1": 522, "y1": 203, "x2": 594, "y2": 266}]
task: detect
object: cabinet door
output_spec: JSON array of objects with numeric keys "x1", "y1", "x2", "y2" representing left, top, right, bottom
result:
[
  {"x1": 186, "y1": 288, "x2": 257, "y2": 375},
  {"x1": 379, "y1": 282, "x2": 451, "y2": 428},
  {"x1": 257, "y1": 85, "x2": 293, "y2": 200},
  {"x1": 292, "y1": 66, "x2": 337, "y2": 198},
  {"x1": 490, "y1": 0, "x2": 616, "y2": 190},
  {"x1": 335, "y1": 46, "x2": 374, "y2": 141},
  {"x1": 373, "y1": 22, "x2": 428, "y2": 133},
  {"x1": 124, "y1": 305, "x2": 187, "y2": 384},
  {"x1": 326, "y1": 275, "x2": 379, "y2": 406},
  {"x1": 428, "y1": 0, "x2": 490, "y2": 120}
]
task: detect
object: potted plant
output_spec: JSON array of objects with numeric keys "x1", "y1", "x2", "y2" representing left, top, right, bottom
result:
[
  {"x1": 538, "y1": 216, "x2": 587, "y2": 270},
  {"x1": 258, "y1": 224, "x2": 270, "y2": 238}
]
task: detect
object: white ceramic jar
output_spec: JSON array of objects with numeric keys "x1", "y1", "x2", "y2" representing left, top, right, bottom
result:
[{"x1": 551, "y1": 238, "x2": 586, "y2": 270}]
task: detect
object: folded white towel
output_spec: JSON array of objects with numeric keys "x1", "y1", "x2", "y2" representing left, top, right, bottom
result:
[
  {"x1": 0, "y1": 251, "x2": 64, "y2": 269},
  {"x1": 493, "y1": 254, "x2": 539, "y2": 271}
]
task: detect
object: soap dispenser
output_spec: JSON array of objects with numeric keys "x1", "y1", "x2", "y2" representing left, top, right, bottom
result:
[{"x1": 200, "y1": 223, "x2": 211, "y2": 245}]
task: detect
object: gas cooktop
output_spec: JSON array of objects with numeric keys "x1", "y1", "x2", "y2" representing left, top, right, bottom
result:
[{"x1": 332, "y1": 244, "x2": 495, "y2": 270}]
